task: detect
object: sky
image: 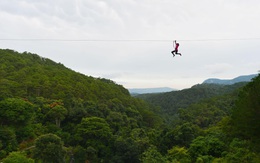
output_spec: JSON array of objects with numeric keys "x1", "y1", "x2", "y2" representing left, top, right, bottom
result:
[{"x1": 1, "y1": 0, "x2": 260, "y2": 90}]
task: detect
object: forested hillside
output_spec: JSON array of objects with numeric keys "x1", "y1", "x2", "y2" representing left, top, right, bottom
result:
[
  {"x1": 0, "y1": 49, "x2": 130, "y2": 102},
  {"x1": 0, "y1": 49, "x2": 259, "y2": 162},
  {"x1": 137, "y1": 83, "x2": 247, "y2": 116},
  {"x1": 0, "y1": 49, "x2": 163, "y2": 162}
]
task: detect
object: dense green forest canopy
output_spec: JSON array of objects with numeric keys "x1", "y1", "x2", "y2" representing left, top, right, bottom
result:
[
  {"x1": 0, "y1": 49, "x2": 130, "y2": 102},
  {"x1": 137, "y1": 82, "x2": 248, "y2": 116},
  {"x1": 0, "y1": 49, "x2": 259, "y2": 162}
]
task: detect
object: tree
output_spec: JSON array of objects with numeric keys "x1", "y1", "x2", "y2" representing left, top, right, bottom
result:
[
  {"x1": 0, "y1": 127, "x2": 17, "y2": 159},
  {"x1": 72, "y1": 145, "x2": 88, "y2": 163},
  {"x1": 112, "y1": 136, "x2": 140, "y2": 163},
  {"x1": 106, "y1": 111, "x2": 125, "y2": 133},
  {"x1": 1, "y1": 151, "x2": 34, "y2": 163},
  {"x1": 33, "y1": 133, "x2": 65, "y2": 163},
  {"x1": 188, "y1": 136, "x2": 208, "y2": 161},
  {"x1": 113, "y1": 128, "x2": 151, "y2": 162},
  {"x1": 0, "y1": 98, "x2": 34, "y2": 126},
  {"x1": 167, "y1": 146, "x2": 191, "y2": 163},
  {"x1": 231, "y1": 75, "x2": 260, "y2": 150},
  {"x1": 75, "y1": 117, "x2": 112, "y2": 160},
  {"x1": 173, "y1": 123, "x2": 199, "y2": 147},
  {"x1": 46, "y1": 101, "x2": 67, "y2": 128},
  {"x1": 141, "y1": 146, "x2": 166, "y2": 163},
  {"x1": 223, "y1": 138, "x2": 260, "y2": 162},
  {"x1": 188, "y1": 135, "x2": 225, "y2": 161}
]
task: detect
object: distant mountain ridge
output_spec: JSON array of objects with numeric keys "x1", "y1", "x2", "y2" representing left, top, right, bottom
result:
[
  {"x1": 129, "y1": 74, "x2": 257, "y2": 95},
  {"x1": 129, "y1": 87, "x2": 175, "y2": 94},
  {"x1": 203, "y1": 74, "x2": 258, "y2": 85}
]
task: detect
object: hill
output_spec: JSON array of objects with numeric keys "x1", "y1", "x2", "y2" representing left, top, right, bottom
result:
[
  {"x1": 0, "y1": 49, "x2": 163, "y2": 162},
  {"x1": 128, "y1": 87, "x2": 175, "y2": 95},
  {"x1": 0, "y1": 49, "x2": 129, "y2": 102},
  {"x1": 0, "y1": 49, "x2": 259, "y2": 162},
  {"x1": 203, "y1": 74, "x2": 257, "y2": 85},
  {"x1": 137, "y1": 82, "x2": 248, "y2": 116}
]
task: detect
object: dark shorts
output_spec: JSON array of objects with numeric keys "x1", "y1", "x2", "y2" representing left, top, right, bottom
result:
[{"x1": 171, "y1": 49, "x2": 178, "y2": 54}]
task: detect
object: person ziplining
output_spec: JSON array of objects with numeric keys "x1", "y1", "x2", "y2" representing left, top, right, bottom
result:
[{"x1": 171, "y1": 40, "x2": 182, "y2": 57}]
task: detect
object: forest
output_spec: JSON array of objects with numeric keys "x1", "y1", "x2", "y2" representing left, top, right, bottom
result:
[{"x1": 0, "y1": 49, "x2": 259, "y2": 163}]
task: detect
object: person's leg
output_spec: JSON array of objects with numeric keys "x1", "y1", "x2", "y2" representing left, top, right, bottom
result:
[
  {"x1": 171, "y1": 51, "x2": 175, "y2": 57},
  {"x1": 175, "y1": 50, "x2": 181, "y2": 56}
]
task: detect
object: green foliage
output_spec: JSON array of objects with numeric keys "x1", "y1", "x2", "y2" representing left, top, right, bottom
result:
[
  {"x1": 75, "y1": 117, "x2": 112, "y2": 160},
  {"x1": 137, "y1": 83, "x2": 246, "y2": 117},
  {"x1": 188, "y1": 134, "x2": 226, "y2": 161},
  {"x1": 2, "y1": 151, "x2": 34, "y2": 163},
  {"x1": 157, "y1": 123, "x2": 200, "y2": 154},
  {"x1": 0, "y1": 49, "x2": 129, "y2": 102},
  {"x1": 167, "y1": 146, "x2": 191, "y2": 163},
  {"x1": 223, "y1": 138, "x2": 260, "y2": 162},
  {"x1": 72, "y1": 145, "x2": 87, "y2": 163},
  {"x1": 141, "y1": 146, "x2": 166, "y2": 163},
  {"x1": 172, "y1": 123, "x2": 200, "y2": 147},
  {"x1": 0, "y1": 49, "x2": 259, "y2": 162},
  {"x1": 178, "y1": 102, "x2": 228, "y2": 128},
  {"x1": 0, "y1": 98, "x2": 34, "y2": 126},
  {"x1": 0, "y1": 127, "x2": 17, "y2": 159},
  {"x1": 33, "y1": 133, "x2": 65, "y2": 163},
  {"x1": 75, "y1": 117, "x2": 112, "y2": 144},
  {"x1": 46, "y1": 101, "x2": 67, "y2": 127},
  {"x1": 112, "y1": 136, "x2": 140, "y2": 163},
  {"x1": 188, "y1": 136, "x2": 208, "y2": 160},
  {"x1": 231, "y1": 75, "x2": 260, "y2": 151}
]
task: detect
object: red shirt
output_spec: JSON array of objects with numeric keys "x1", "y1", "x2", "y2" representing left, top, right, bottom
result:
[{"x1": 175, "y1": 43, "x2": 179, "y2": 50}]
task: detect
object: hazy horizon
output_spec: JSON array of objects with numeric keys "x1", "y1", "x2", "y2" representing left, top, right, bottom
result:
[{"x1": 1, "y1": 0, "x2": 260, "y2": 89}]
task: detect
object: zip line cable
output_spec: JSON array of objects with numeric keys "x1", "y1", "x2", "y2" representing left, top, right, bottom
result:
[
  {"x1": 0, "y1": 37, "x2": 260, "y2": 42},
  {"x1": 179, "y1": 37, "x2": 260, "y2": 42}
]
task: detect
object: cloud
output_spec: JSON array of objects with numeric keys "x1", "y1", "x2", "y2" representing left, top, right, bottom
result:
[
  {"x1": 1, "y1": 0, "x2": 260, "y2": 90},
  {"x1": 205, "y1": 63, "x2": 233, "y2": 75}
]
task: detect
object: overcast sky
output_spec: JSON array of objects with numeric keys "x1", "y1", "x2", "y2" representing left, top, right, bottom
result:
[{"x1": 1, "y1": 0, "x2": 260, "y2": 89}]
